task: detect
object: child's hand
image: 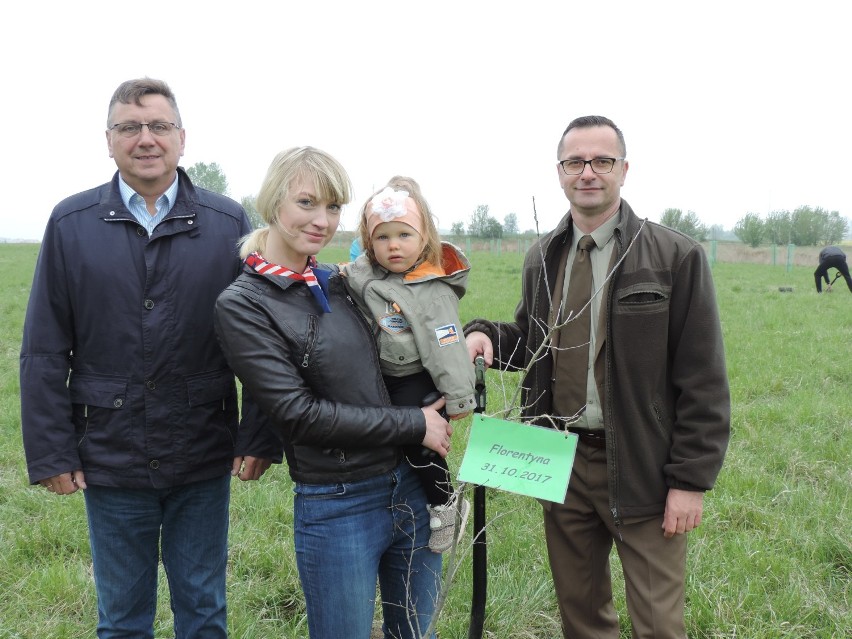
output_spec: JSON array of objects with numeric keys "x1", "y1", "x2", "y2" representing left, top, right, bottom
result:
[{"x1": 449, "y1": 411, "x2": 471, "y2": 421}]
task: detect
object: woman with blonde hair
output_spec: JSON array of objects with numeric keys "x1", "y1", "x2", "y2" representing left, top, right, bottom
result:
[{"x1": 214, "y1": 147, "x2": 451, "y2": 639}]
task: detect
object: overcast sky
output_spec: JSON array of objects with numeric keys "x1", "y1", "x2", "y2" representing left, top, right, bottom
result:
[{"x1": 2, "y1": 0, "x2": 849, "y2": 241}]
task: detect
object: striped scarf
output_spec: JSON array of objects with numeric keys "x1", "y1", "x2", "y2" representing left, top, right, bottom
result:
[{"x1": 245, "y1": 252, "x2": 332, "y2": 313}]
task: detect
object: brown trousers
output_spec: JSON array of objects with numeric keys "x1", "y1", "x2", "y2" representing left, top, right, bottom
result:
[{"x1": 543, "y1": 440, "x2": 687, "y2": 638}]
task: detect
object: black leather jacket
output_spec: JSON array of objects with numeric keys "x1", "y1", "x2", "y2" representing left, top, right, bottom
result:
[{"x1": 214, "y1": 263, "x2": 427, "y2": 483}]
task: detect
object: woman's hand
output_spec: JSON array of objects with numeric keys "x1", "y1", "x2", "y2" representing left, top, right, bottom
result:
[
  {"x1": 421, "y1": 396, "x2": 452, "y2": 458},
  {"x1": 231, "y1": 456, "x2": 273, "y2": 481}
]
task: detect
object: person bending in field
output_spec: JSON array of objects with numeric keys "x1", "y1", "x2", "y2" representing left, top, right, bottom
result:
[{"x1": 814, "y1": 245, "x2": 852, "y2": 293}]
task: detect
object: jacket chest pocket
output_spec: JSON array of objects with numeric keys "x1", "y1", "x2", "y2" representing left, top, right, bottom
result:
[{"x1": 614, "y1": 282, "x2": 671, "y2": 315}]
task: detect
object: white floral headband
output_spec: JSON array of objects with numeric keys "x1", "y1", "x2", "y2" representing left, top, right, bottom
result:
[
  {"x1": 366, "y1": 187, "x2": 423, "y2": 237},
  {"x1": 369, "y1": 188, "x2": 411, "y2": 222}
]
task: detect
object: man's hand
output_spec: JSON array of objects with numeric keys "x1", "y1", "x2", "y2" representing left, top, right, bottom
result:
[
  {"x1": 465, "y1": 331, "x2": 493, "y2": 367},
  {"x1": 232, "y1": 456, "x2": 273, "y2": 481},
  {"x1": 421, "y1": 397, "x2": 452, "y2": 458},
  {"x1": 39, "y1": 470, "x2": 86, "y2": 495},
  {"x1": 662, "y1": 488, "x2": 704, "y2": 538}
]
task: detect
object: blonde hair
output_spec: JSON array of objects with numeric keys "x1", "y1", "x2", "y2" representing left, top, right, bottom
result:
[
  {"x1": 240, "y1": 147, "x2": 352, "y2": 258},
  {"x1": 359, "y1": 176, "x2": 442, "y2": 267}
]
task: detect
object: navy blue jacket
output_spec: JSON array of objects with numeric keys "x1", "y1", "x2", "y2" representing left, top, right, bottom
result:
[{"x1": 20, "y1": 168, "x2": 280, "y2": 488}]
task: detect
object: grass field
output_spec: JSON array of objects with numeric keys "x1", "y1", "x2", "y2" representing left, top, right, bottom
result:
[{"x1": 0, "y1": 242, "x2": 849, "y2": 638}]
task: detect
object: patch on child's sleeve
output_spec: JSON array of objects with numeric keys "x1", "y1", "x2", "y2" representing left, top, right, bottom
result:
[{"x1": 435, "y1": 323, "x2": 460, "y2": 347}]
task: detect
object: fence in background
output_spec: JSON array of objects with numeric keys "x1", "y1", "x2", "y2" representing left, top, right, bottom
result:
[{"x1": 328, "y1": 233, "x2": 833, "y2": 270}]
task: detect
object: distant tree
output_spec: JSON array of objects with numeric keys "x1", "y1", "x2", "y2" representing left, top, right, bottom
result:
[
  {"x1": 450, "y1": 221, "x2": 465, "y2": 237},
  {"x1": 733, "y1": 213, "x2": 765, "y2": 248},
  {"x1": 467, "y1": 204, "x2": 505, "y2": 238},
  {"x1": 186, "y1": 161, "x2": 229, "y2": 195},
  {"x1": 467, "y1": 204, "x2": 491, "y2": 237},
  {"x1": 503, "y1": 213, "x2": 519, "y2": 235},
  {"x1": 790, "y1": 205, "x2": 824, "y2": 246},
  {"x1": 764, "y1": 210, "x2": 792, "y2": 245},
  {"x1": 708, "y1": 224, "x2": 735, "y2": 241},
  {"x1": 822, "y1": 210, "x2": 848, "y2": 244},
  {"x1": 785, "y1": 206, "x2": 845, "y2": 245},
  {"x1": 659, "y1": 208, "x2": 708, "y2": 241},
  {"x1": 483, "y1": 217, "x2": 503, "y2": 239},
  {"x1": 240, "y1": 195, "x2": 264, "y2": 230}
]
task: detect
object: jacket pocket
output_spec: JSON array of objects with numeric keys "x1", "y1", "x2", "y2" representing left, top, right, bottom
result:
[
  {"x1": 68, "y1": 372, "x2": 130, "y2": 460},
  {"x1": 650, "y1": 399, "x2": 673, "y2": 440},
  {"x1": 614, "y1": 282, "x2": 670, "y2": 315},
  {"x1": 185, "y1": 369, "x2": 238, "y2": 450},
  {"x1": 379, "y1": 328, "x2": 420, "y2": 367},
  {"x1": 186, "y1": 369, "x2": 237, "y2": 407},
  {"x1": 69, "y1": 372, "x2": 129, "y2": 409}
]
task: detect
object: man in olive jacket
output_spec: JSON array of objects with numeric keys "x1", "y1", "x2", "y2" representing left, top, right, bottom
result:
[{"x1": 465, "y1": 116, "x2": 730, "y2": 638}]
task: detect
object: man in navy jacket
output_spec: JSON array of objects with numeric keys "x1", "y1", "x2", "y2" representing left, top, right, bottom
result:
[{"x1": 20, "y1": 78, "x2": 278, "y2": 638}]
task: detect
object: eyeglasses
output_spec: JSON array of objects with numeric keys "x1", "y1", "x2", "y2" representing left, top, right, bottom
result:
[
  {"x1": 109, "y1": 121, "x2": 180, "y2": 138},
  {"x1": 558, "y1": 157, "x2": 625, "y2": 175}
]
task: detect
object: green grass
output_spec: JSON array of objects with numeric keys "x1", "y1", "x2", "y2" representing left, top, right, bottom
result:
[{"x1": 1, "y1": 244, "x2": 849, "y2": 638}]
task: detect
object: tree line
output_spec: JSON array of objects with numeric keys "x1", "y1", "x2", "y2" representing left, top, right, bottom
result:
[
  {"x1": 733, "y1": 207, "x2": 847, "y2": 247},
  {"x1": 452, "y1": 203, "x2": 848, "y2": 247},
  {"x1": 450, "y1": 205, "x2": 522, "y2": 239},
  {"x1": 186, "y1": 163, "x2": 849, "y2": 247}
]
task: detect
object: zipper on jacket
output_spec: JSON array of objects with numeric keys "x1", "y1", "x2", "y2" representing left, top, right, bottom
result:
[
  {"x1": 605, "y1": 227, "x2": 625, "y2": 537},
  {"x1": 77, "y1": 405, "x2": 89, "y2": 447},
  {"x1": 611, "y1": 507, "x2": 623, "y2": 540},
  {"x1": 301, "y1": 316, "x2": 319, "y2": 368}
]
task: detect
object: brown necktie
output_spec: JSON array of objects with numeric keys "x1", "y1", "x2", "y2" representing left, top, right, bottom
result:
[{"x1": 554, "y1": 234, "x2": 595, "y2": 418}]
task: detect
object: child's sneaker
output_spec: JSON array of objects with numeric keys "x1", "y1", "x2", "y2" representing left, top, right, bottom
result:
[{"x1": 427, "y1": 494, "x2": 470, "y2": 553}]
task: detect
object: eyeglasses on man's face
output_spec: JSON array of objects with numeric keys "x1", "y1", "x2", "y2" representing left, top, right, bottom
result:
[
  {"x1": 558, "y1": 157, "x2": 625, "y2": 175},
  {"x1": 109, "y1": 121, "x2": 180, "y2": 138}
]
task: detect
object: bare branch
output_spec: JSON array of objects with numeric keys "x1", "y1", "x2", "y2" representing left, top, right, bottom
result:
[{"x1": 492, "y1": 217, "x2": 649, "y2": 428}]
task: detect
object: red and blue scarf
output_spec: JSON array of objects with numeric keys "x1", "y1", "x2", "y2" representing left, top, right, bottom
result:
[{"x1": 245, "y1": 252, "x2": 332, "y2": 313}]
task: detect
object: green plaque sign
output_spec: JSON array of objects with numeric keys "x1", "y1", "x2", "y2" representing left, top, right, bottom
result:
[{"x1": 458, "y1": 414, "x2": 577, "y2": 502}]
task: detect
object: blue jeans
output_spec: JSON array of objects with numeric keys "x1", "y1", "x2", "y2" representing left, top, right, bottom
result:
[
  {"x1": 83, "y1": 475, "x2": 230, "y2": 639},
  {"x1": 294, "y1": 462, "x2": 443, "y2": 639}
]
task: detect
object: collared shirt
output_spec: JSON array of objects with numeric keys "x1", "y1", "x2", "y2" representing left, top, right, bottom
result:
[
  {"x1": 560, "y1": 208, "x2": 621, "y2": 430},
  {"x1": 118, "y1": 174, "x2": 179, "y2": 236}
]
